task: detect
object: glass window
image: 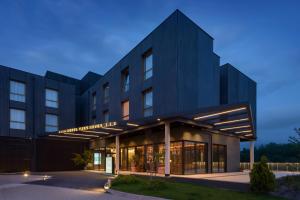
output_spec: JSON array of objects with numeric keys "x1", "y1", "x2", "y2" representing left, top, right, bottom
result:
[
  {"x1": 10, "y1": 109, "x2": 25, "y2": 130},
  {"x1": 122, "y1": 100, "x2": 129, "y2": 120},
  {"x1": 92, "y1": 92, "x2": 96, "y2": 110},
  {"x1": 103, "y1": 110, "x2": 109, "y2": 123},
  {"x1": 143, "y1": 89, "x2": 153, "y2": 117},
  {"x1": 45, "y1": 114, "x2": 58, "y2": 132},
  {"x1": 103, "y1": 84, "x2": 109, "y2": 104},
  {"x1": 122, "y1": 68, "x2": 129, "y2": 92},
  {"x1": 10, "y1": 81, "x2": 25, "y2": 102},
  {"x1": 212, "y1": 144, "x2": 227, "y2": 173},
  {"x1": 94, "y1": 153, "x2": 101, "y2": 165},
  {"x1": 144, "y1": 52, "x2": 153, "y2": 80},
  {"x1": 45, "y1": 89, "x2": 58, "y2": 108}
]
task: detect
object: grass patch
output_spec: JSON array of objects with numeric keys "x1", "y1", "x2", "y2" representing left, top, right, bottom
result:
[{"x1": 111, "y1": 175, "x2": 285, "y2": 200}]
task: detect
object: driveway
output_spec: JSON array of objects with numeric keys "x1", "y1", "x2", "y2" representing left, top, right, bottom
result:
[
  {"x1": 27, "y1": 171, "x2": 111, "y2": 191},
  {"x1": 0, "y1": 171, "x2": 165, "y2": 200}
]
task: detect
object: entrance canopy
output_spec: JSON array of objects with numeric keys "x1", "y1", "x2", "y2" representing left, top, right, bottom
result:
[{"x1": 48, "y1": 103, "x2": 255, "y2": 141}]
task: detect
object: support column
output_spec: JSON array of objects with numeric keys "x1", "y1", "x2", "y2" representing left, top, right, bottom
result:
[
  {"x1": 250, "y1": 141, "x2": 255, "y2": 170},
  {"x1": 164, "y1": 122, "x2": 170, "y2": 176},
  {"x1": 115, "y1": 135, "x2": 120, "y2": 174}
]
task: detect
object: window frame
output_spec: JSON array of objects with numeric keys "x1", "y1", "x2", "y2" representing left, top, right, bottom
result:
[
  {"x1": 10, "y1": 108, "x2": 26, "y2": 130},
  {"x1": 103, "y1": 83, "x2": 109, "y2": 104},
  {"x1": 103, "y1": 110, "x2": 109, "y2": 123},
  {"x1": 45, "y1": 88, "x2": 59, "y2": 108},
  {"x1": 10, "y1": 80, "x2": 26, "y2": 103},
  {"x1": 45, "y1": 114, "x2": 59, "y2": 132},
  {"x1": 121, "y1": 68, "x2": 130, "y2": 93},
  {"x1": 92, "y1": 92, "x2": 97, "y2": 111},
  {"x1": 143, "y1": 88, "x2": 153, "y2": 117},
  {"x1": 121, "y1": 100, "x2": 130, "y2": 120},
  {"x1": 143, "y1": 50, "x2": 153, "y2": 80}
]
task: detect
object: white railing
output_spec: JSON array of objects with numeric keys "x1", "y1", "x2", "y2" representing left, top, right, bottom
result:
[{"x1": 240, "y1": 162, "x2": 300, "y2": 172}]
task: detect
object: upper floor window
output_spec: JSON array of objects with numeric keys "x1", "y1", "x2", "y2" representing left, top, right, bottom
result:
[
  {"x1": 143, "y1": 89, "x2": 153, "y2": 117},
  {"x1": 45, "y1": 89, "x2": 58, "y2": 108},
  {"x1": 92, "y1": 92, "x2": 96, "y2": 110},
  {"x1": 10, "y1": 81, "x2": 25, "y2": 102},
  {"x1": 103, "y1": 84, "x2": 109, "y2": 104},
  {"x1": 122, "y1": 100, "x2": 129, "y2": 120},
  {"x1": 10, "y1": 108, "x2": 25, "y2": 130},
  {"x1": 122, "y1": 68, "x2": 129, "y2": 92},
  {"x1": 143, "y1": 52, "x2": 153, "y2": 80},
  {"x1": 103, "y1": 110, "x2": 109, "y2": 123},
  {"x1": 45, "y1": 114, "x2": 58, "y2": 132}
]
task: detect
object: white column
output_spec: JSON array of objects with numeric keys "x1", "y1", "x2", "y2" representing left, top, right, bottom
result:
[
  {"x1": 164, "y1": 122, "x2": 170, "y2": 176},
  {"x1": 250, "y1": 141, "x2": 255, "y2": 170},
  {"x1": 115, "y1": 135, "x2": 120, "y2": 174}
]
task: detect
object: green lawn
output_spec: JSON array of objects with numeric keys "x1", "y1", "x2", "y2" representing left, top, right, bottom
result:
[{"x1": 111, "y1": 175, "x2": 285, "y2": 200}]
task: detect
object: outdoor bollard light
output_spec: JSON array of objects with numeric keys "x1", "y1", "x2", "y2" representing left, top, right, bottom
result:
[
  {"x1": 23, "y1": 171, "x2": 29, "y2": 177},
  {"x1": 104, "y1": 178, "x2": 111, "y2": 192}
]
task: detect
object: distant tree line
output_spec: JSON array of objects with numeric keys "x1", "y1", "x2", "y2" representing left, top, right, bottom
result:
[
  {"x1": 241, "y1": 128, "x2": 300, "y2": 162},
  {"x1": 240, "y1": 143, "x2": 300, "y2": 162}
]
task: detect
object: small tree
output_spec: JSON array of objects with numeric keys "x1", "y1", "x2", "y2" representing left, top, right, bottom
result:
[
  {"x1": 250, "y1": 156, "x2": 276, "y2": 193},
  {"x1": 72, "y1": 150, "x2": 93, "y2": 169},
  {"x1": 289, "y1": 128, "x2": 300, "y2": 144}
]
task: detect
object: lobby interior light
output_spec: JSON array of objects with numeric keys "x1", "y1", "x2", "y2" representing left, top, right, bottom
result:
[
  {"x1": 194, "y1": 107, "x2": 247, "y2": 120},
  {"x1": 219, "y1": 125, "x2": 250, "y2": 131},
  {"x1": 126, "y1": 122, "x2": 139, "y2": 127},
  {"x1": 214, "y1": 118, "x2": 249, "y2": 126},
  {"x1": 235, "y1": 130, "x2": 252, "y2": 134}
]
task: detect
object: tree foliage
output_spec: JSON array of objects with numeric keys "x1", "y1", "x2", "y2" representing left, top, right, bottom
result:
[
  {"x1": 72, "y1": 150, "x2": 93, "y2": 168},
  {"x1": 289, "y1": 128, "x2": 300, "y2": 144},
  {"x1": 250, "y1": 156, "x2": 276, "y2": 193}
]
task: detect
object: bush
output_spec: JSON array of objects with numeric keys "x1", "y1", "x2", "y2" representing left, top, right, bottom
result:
[
  {"x1": 143, "y1": 179, "x2": 167, "y2": 191},
  {"x1": 112, "y1": 175, "x2": 139, "y2": 186},
  {"x1": 250, "y1": 156, "x2": 276, "y2": 193}
]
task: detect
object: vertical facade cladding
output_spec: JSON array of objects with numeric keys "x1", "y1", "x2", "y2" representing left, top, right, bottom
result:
[{"x1": 0, "y1": 10, "x2": 256, "y2": 173}]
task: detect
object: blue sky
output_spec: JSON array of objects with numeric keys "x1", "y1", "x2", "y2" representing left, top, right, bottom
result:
[{"x1": 0, "y1": 0, "x2": 299, "y2": 145}]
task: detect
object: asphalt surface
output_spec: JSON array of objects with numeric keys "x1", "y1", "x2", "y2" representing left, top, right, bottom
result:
[{"x1": 26, "y1": 171, "x2": 113, "y2": 191}]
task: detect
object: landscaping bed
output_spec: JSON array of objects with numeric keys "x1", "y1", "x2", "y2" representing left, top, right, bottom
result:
[
  {"x1": 273, "y1": 175, "x2": 300, "y2": 200},
  {"x1": 111, "y1": 175, "x2": 284, "y2": 200}
]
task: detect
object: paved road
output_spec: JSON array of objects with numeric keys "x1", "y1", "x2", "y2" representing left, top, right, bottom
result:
[{"x1": 27, "y1": 171, "x2": 112, "y2": 191}]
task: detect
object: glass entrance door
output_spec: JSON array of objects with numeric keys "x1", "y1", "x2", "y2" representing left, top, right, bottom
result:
[{"x1": 212, "y1": 144, "x2": 227, "y2": 172}]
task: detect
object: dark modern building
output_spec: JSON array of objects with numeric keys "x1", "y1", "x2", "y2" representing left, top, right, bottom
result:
[{"x1": 0, "y1": 10, "x2": 256, "y2": 175}]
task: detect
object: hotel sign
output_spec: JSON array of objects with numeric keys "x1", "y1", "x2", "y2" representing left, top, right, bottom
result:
[{"x1": 58, "y1": 122, "x2": 117, "y2": 134}]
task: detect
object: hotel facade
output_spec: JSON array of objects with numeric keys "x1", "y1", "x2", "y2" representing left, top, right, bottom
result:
[{"x1": 0, "y1": 10, "x2": 256, "y2": 175}]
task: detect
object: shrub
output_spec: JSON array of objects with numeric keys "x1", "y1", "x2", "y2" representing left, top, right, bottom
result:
[
  {"x1": 112, "y1": 175, "x2": 139, "y2": 186},
  {"x1": 143, "y1": 179, "x2": 167, "y2": 191},
  {"x1": 250, "y1": 156, "x2": 276, "y2": 193}
]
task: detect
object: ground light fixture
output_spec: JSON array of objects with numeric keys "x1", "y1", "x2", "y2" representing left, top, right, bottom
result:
[
  {"x1": 104, "y1": 178, "x2": 111, "y2": 192},
  {"x1": 23, "y1": 171, "x2": 29, "y2": 177}
]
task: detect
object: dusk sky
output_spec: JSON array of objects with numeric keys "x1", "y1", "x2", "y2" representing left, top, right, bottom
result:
[{"x1": 0, "y1": 0, "x2": 299, "y2": 145}]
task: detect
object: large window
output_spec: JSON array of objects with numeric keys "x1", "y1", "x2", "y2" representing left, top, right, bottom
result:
[
  {"x1": 10, "y1": 109, "x2": 25, "y2": 130},
  {"x1": 143, "y1": 89, "x2": 153, "y2": 117},
  {"x1": 103, "y1": 110, "x2": 109, "y2": 123},
  {"x1": 10, "y1": 81, "x2": 25, "y2": 102},
  {"x1": 122, "y1": 68, "x2": 129, "y2": 92},
  {"x1": 45, "y1": 89, "x2": 58, "y2": 108},
  {"x1": 92, "y1": 92, "x2": 96, "y2": 110},
  {"x1": 103, "y1": 84, "x2": 109, "y2": 104},
  {"x1": 143, "y1": 52, "x2": 153, "y2": 80},
  {"x1": 122, "y1": 100, "x2": 129, "y2": 120},
  {"x1": 212, "y1": 144, "x2": 227, "y2": 173},
  {"x1": 45, "y1": 114, "x2": 58, "y2": 132}
]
